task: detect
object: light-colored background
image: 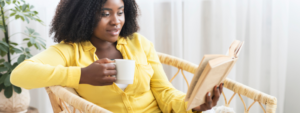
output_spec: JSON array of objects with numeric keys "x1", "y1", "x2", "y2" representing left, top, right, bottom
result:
[{"x1": 3, "y1": 0, "x2": 299, "y2": 113}]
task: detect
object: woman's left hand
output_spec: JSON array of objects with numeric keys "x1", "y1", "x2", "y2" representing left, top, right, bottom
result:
[{"x1": 192, "y1": 83, "x2": 224, "y2": 112}]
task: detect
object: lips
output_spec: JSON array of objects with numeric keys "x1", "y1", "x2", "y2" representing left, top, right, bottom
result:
[{"x1": 107, "y1": 28, "x2": 120, "y2": 36}]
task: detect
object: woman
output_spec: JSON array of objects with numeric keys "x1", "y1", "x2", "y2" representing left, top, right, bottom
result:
[{"x1": 11, "y1": 0, "x2": 223, "y2": 112}]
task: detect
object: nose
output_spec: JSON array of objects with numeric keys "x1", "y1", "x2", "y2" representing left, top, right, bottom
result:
[{"x1": 110, "y1": 14, "x2": 121, "y2": 27}]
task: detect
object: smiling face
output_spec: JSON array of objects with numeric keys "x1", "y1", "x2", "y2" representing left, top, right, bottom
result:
[{"x1": 93, "y1": 0, "x2": 125, "y2": 43}]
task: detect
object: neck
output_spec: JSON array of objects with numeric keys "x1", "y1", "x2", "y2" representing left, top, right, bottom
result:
[{"x1": 90, "y1": 36, "x2": 116, "y2": 51}]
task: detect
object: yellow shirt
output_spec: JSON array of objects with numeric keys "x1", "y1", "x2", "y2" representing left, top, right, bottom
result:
[{"x1": 11, "y1": 33, "x2": 200, "y2": 113}]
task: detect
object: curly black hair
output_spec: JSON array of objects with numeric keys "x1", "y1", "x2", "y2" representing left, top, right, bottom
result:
[{"x1": 50, "y1": 0, "x2": 139, "y2": 43}]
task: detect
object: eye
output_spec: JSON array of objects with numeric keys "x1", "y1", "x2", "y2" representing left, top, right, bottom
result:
[
  {"x1": 101, "y1": 12, "x2": 110, "y2": 17},
  {"x1": 118, "y1": 11, "x2": 124, "y2": 15}
]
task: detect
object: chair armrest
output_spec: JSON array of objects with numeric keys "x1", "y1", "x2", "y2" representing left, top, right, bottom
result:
[
  {"x1": 46, "y1": 86, "x2": 112, "y2": 113},
  {"x1": 157, "y1": 52, "x2": 277, "y2": 113}
]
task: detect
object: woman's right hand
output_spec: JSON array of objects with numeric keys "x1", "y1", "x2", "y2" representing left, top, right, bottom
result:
[{"x1": 80, "y1": 58, "x2": 117, "y2": 86}]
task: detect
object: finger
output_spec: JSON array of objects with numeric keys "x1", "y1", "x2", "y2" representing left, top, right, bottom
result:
[
  {"x1": 220, "y1": 83, "x2": 224, "y2": 93},
  {"x1": 103, "y1": 70, "x2": 117, "y2": 76},
  {"x1": 104, "y1": 63, "x2": 116, "y2": 70},
  {"x1": 102, "y1": 76, "x2": 117, "y2": 83},
  {"x1": 213, "y1": 85, "x2": 220, "y2": 104},
  {"x1": 200, "y1": 104, "x2": 209, "y2": 111},
  {"x1": 96, "y1": 58, "x2": 112, "y2": 64},
  {"x1": 205, "y1": 92, "x2": 213, "y2": 109}
]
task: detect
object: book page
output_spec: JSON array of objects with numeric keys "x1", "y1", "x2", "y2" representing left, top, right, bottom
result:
[
  {"x1": 235, "y1": 42, "x2": 244, "y2": 57},
  {"x1": 229, "y1": 40, "x2": 240, "y2": 58}
]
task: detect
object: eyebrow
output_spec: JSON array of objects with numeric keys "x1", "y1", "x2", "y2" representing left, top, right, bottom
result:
[{"x1": 101, "y1": 6, "x2": 124, "y2": 11}]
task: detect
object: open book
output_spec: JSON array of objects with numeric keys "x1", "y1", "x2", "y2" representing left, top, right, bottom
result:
[{"x1": 185, "y1": 40, "x2": 244, "y2": 110}]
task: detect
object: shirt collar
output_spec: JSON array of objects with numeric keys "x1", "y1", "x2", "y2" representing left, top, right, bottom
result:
[{"x1": 81, "y1": 36, "x2": 127, "y2": 51}]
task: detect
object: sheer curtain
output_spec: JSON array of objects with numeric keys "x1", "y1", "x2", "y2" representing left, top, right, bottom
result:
[
  {"x1": 5, "y1": 0, "x2": 299, "y2": 113},
  {"x1": 137, "y1": 0, "x2": 290, "y2": 113}
]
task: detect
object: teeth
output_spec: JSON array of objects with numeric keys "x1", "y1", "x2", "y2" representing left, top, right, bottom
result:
[{"x1": 108, "y1": 30, "x2": 119, "y2": 35}]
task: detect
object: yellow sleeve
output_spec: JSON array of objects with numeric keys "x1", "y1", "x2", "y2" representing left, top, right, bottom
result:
[
  {"x1": 144, "y1": 40, "x2": 202, "y2": 113},
  {"x1": 10, "y1": 44, "x2": 81, "y2": 90}
]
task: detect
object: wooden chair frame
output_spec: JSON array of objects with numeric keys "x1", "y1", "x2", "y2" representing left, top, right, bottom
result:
[{"x1": 45, "y1": 52, "x2": 277, "y2": 113}]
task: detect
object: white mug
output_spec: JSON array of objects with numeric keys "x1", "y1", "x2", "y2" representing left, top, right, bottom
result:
[{"x1": 111, "y1": 59, "x2": 135, "y2": 84}]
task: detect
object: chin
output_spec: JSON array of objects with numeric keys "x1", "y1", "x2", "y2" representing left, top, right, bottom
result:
[{"x1": 106, "y1": 35, "x2": 119, "y2": 43}]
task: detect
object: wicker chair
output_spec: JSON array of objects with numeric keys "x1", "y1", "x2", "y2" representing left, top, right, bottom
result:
[{"x1": 45, "y1": 52, "x2": 277, "y2": 113}]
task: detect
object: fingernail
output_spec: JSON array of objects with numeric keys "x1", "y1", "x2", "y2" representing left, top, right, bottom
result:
[{"x1": 208, "y1": 92, "x2": 211, "y2": 96}]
